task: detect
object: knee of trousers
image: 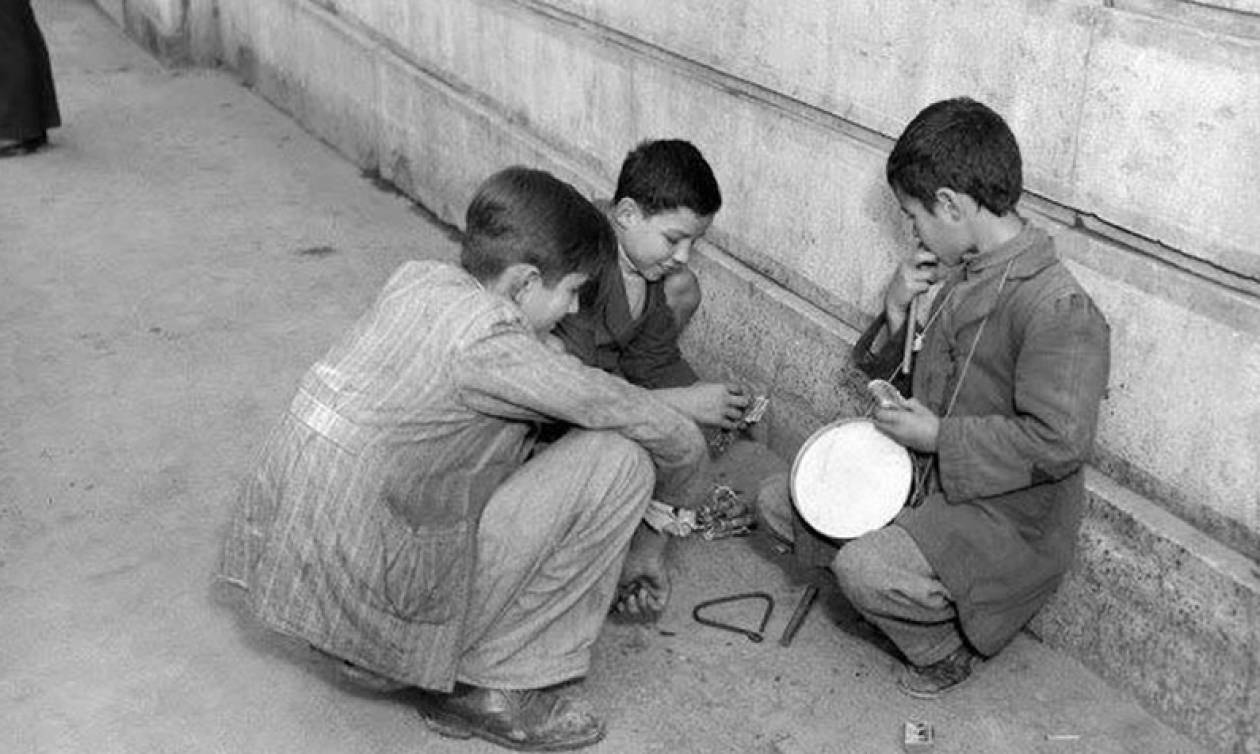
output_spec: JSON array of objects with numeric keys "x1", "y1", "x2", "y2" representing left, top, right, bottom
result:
[
  {"x1": 755, "y1": 471, "x2": 794, "y2": 542},
  {"x1": 564, "y1": 429, "x2": 655, "y2": 495},
  {"x1": 829, "y1": 534, "x2": 891, "y2": 611}
]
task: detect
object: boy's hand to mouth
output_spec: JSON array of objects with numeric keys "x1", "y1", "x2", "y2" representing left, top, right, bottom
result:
[{"x1": 885, "y1": 250, "x2": 940, "y2": 333}]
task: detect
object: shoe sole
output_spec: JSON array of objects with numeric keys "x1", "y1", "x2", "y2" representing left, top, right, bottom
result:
[
  {"x1": 418, "y1": 707, "x2": 605, "y2": 752},
  {"x1": 418, "y1": 708, "x2": 474, "y2": 740}
]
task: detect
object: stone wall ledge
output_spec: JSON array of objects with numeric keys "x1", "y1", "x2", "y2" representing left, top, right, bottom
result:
[{"x1": 1032, "y1": 469, "x2": 1260, "y2": 754}]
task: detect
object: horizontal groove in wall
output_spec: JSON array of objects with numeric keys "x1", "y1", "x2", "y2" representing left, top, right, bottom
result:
[
  {"x1": 280, "y1": 0, "x2": 1260, "y2": 335},
  {"x1": 509, "y1": 0, "x2": 1260, "y2": 306},
  {"x1": 1114, "y1": 0, "x2": 1260, "y2": 40},
  {"x1": 301, "y1": 0, "x2": 613, "y2": 196},
  {"x1": 251, "y1": 0, "x2": 1260, "y2": 575},
  {"x1": 1023, "y1": 199, "x2": 1260, "y2": 336},
  {"x1": 513, "y1": 0, "x2": 894, "y2": 157}
]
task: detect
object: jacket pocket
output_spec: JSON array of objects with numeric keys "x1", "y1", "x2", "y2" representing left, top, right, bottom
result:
[{"x1": 370, "y1": 510, "x2": 470, "y2": 625}]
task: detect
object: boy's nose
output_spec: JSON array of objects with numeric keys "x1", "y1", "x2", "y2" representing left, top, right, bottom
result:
[{"x1": 674, "y1": 241, "x2": 692, "y2": 264}]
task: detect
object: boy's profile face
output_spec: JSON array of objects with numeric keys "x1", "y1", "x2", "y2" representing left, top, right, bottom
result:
[
  {"x1": 518, "y1": 271, "x2": 590, "y2": 334},
  {"x1": 895, "y1": 189, "x2": 970, "y2": 268},
  {"x1": 613, "y1": 199, "x2": 714, "y2": 281}
]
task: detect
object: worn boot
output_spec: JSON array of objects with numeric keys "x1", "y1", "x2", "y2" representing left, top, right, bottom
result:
[
  {"x1": 416, "y1": 684, "x2": 604, "y2": 751},
  {"x1": 897, "y1": 644, "x2": 982, "y2": 699}
]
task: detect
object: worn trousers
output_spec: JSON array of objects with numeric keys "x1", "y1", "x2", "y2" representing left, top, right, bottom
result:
[
  {"x1": 757, "y1": 472, "x2": 963, "y2": 666},
  {"x1": 457, "y1": 429, "x2": 654, "y2": 689}
]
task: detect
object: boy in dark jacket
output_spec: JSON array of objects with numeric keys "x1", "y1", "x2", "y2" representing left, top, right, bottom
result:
[
  {"x1": 555, "y1": 139, "x2": 748, "y2": 425},
  {"x1": 555, "y1": 140, "x2": 750, "y2": 620}
]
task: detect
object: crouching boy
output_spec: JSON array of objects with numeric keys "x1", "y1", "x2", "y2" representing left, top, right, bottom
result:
[
  {"x1": 759, "y1": 97, "x2": 1110, "y2": 699},
  {"x1": 553, "y1": 139, "x2": 751, "y2": 621},
  {"x1": 554, "y1": 138, "x2": 748, "y2": 426},
  {"x1": 219, "y1": 167, "x2": 706, "y2": 750}
]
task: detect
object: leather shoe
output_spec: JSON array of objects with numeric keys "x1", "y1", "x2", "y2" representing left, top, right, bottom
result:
[
  {"x1": 416, "y1": 684, "x2": 604, "y2": 751},
  {"x1": 897, "y1": 644, "x2": 982, "y2": 699}
]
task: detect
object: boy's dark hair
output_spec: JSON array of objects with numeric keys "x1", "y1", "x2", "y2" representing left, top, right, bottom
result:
[
  {"x1": 613, "y1": 139, "x2": 722, "y2": 217},
  {"x1": 461, "y1": 166, "x2": 615, "y2": 285},
  {"x1": 886, "y1": 97, "x2": 1023, "y2": 215}
]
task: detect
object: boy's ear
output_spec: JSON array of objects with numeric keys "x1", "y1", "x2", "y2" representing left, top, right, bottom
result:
[
  {"x1": 612, "y1": 197, "x2": 644, "y2": 228},
  {"x1": 501, "y1": 263, "x2": 541, "y2": 302},
  {"x1": 933, "y1": 188, "x2": 966, "y2": 222}
]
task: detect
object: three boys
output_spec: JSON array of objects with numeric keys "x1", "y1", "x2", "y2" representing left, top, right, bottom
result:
[{"x1": 225, "y1": 97, "x2": 1111, "y2": 753}]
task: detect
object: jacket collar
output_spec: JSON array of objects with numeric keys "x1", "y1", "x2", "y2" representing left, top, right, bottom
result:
[
  {"x1": 937, "y1": 223, "x2": 1057, "y2": 330},
  {"x1": 960, "y1": 222, "x2": 1055, "y2": 282}
]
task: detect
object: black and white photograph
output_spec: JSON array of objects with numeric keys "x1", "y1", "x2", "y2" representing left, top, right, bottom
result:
[{"x1": 2, "y1": 1, "x2": 1256, "y2": 752}]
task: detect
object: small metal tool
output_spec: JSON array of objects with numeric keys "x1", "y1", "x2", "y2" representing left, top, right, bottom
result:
[
  {"x1": 778, "y1": 584, "x2": 819, "y2": 647},
  {"x1": 692, "y1": 592, "x2": 775, "y2": 643},
  {"x1": 901, "y1": 297, "x2": 920, "y2": 375}
]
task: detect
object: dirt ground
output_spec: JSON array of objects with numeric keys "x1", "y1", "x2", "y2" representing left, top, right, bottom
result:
[{"x1": 0, "y1": 2, "x2": 1211, "y2": 752}]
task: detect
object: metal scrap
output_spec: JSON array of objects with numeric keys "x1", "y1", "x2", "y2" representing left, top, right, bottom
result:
[{"x1": 694, "y1": 484, "x2": 757, "y2": 540}]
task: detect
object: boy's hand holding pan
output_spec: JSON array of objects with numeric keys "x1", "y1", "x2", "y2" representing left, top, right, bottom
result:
[
  {"x1": 868, "y1": 381, "x2": 940, "y2": 453},
  {"x1": 868, "y1": 379, "x2": 911, "y2": 411}
]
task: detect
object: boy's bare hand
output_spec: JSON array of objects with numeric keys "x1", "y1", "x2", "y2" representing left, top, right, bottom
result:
[
  {"x1": 657, "y1": 383, "x2": 750, "y2": 429},
  {"x1": 884, "y1": 250, "x2": 940, "y2": 332},
  {"x1": 872, "y1": 397, "x2": 940, "y2": 453},
  {"x1": 612, "y1": 526, "x2": 671, "y2": 622}
]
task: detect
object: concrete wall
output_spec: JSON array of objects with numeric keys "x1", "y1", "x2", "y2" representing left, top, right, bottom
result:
[{"x1": 100, "y1": 0, "x2": 1260, "y2": 750}]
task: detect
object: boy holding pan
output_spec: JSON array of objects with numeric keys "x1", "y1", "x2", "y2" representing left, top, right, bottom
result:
[{"x1": 759, "y1": 97, "x2": 1111, "y2": 699}]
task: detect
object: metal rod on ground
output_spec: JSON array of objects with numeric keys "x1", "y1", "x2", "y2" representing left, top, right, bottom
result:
[{"x1": 778, "y1": 584, "x2": 819, "y2": 647}]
